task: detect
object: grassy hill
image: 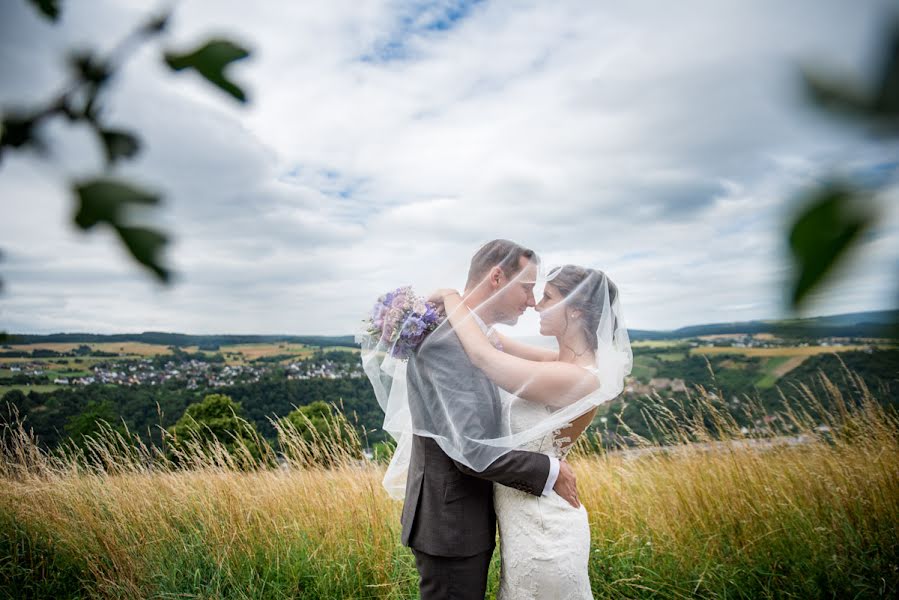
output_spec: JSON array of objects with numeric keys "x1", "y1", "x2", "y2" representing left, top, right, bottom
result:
[
  {"x1": 2, "y1": 332, "x2": 358, "y2": 349},
  {"x1": 628, "y1": 309, "x2": 899, "y2": 340}
]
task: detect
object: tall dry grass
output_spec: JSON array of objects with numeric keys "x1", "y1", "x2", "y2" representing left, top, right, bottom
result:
[{"x1": 1, "y1": 368, "x2": 897, "y2": 598}]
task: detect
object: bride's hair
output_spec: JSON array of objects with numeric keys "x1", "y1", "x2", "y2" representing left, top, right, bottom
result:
[{"x1": 549, "y1": 265, "x2": 617, "y2": 351}]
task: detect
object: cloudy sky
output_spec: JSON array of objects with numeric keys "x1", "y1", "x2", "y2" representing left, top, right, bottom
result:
[{"x1": 2, "y1": 0, "x2": 897, "y2": 336}]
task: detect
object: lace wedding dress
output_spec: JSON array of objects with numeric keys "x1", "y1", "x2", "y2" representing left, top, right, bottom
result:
[{"x1": 494, "y1": 387, "x2": 595, "y2": 600}]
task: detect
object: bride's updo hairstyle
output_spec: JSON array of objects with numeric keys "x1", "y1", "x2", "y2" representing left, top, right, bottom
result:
[{"x1": 548, "y1": 265, "x2": 617, "y2": 351}]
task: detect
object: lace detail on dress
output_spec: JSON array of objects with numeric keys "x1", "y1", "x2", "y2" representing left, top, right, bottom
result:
[
  {"x1": 494, "y1": 393, "x2": 594, "y2": 600},
  {"x1": 552, "y1": 428, "x2": 574, "y2": 459},
  {"x1": 547, "y1": 365, "x2": 600, "y2": 460}
]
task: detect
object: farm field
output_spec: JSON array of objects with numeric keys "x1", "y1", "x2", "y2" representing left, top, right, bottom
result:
[
  {"x1": 629, "y1": 339, "x2": 897, "y2": 392},
  {"x1": 630, "y1": 340, "x2": 684, "y2": 348},
  {"x1": 0, "y1": 342, "x2": 324, "y2": 366},
  {"x1": 1, "y1": 342, "x2": 174, "y2": 356},
  {"x1": 184, "y1": 343, "x2": 318, "y2": 364},
  {"x1": 754, "y1": 355, "x2": 801, "y2": 388},
  {"x1": 690, "y1": 344, "x2": 875, "y2": 357}
]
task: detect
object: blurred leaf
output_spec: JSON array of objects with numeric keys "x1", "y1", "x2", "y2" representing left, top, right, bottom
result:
[
  {"x1": 142, "y1": 11, "x2": 171, "y2": 35},
  {"x1": 27, "y1": 0, "x2": 60, "y2": 22},
  {"x1": 98, "y1": 128, "x2": 141, "y2": 165},
  {"x1": 803, "y1": 20, "x2": 899, "y2": 130},
  {"x1": 0, "y1": 115, "x2": 45, "y2": 155},
  {"x1": 802, "y1": 69, "x2": 874, "y2": 116},
  {"x1": 873, "y1": 21, "x2": 899, "y2": 115},
  {"x1": 788, "y1": 183, "x2": 874, "y2": 308},
  {"x1": 164, "y1": 39, "x2": 250, "y2": 102},
  {"x1": 73, "y1": 178, "x2": 159, "y2": 230},
  {"x1": 72, "y1": 179, "x2": 169, "y2": 282},
  {"x1": 68, "y1": 51, "x2": 111, "y2": 85},
  {"x1": 115, "y1": 225, "x2": 170, "y2": 283}
]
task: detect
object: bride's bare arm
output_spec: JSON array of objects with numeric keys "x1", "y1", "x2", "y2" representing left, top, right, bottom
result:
[
  {"x1": 438, "y1": 291, "x2": 599, "y2": 406},
  {"x1": 495, "y1": 332, "x2": 559, "y2": 362}
]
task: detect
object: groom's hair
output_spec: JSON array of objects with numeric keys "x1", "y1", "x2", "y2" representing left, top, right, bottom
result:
[{"x1": 466, "y1": 239, "x2": 539, "y2": 289}]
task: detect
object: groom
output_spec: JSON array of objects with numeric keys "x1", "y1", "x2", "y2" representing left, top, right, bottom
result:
[{"x1": 402, "y1": 239, "x2": 580, "y2": 600}]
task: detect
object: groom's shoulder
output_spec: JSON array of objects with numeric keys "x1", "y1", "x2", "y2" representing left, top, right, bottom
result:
[{"x1": 414, "y1": 324, "x2": 463, "y2": 361}]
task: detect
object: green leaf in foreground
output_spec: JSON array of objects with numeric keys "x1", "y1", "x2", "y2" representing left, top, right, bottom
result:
[
  {"x1": 27, "y1": 0, "x2": 60, "y2": 22},
  {"x1": 788, "y1": 183, "x2": 874, "y2": 308},
  {"x1": 68, "y1": 51, "x2": 111, "y2": 86},
  {"x1": 802, "y1": 20, "x2": 899, "y2": 130},
  {"x1": 802, "y1": 69, "x2": 875, "y2": 117},
  {"x1": 97, "y1": 128, "x2": 141, "y2": 165},
  {"x1": 872, "y1": 21, "x2": 899, "y2": 116},
  {"x1": 0, "y1": 115, "x2": 45, "y2": 157},
  {"x1": 72, "y1": 178, "x2": 169, "y2": 283},
  {"x1": 73, "y1": 178, "x2": 159, "y2": 230},
  {"x1": 141, "y1": 11, "x2": 171, "y2": 35},
  {"x1": 115, "y1": 225, "x2": 170, "y2": 282},
  {"x1": 164, "y1": 39, "x2": 250, "y2": 102}
]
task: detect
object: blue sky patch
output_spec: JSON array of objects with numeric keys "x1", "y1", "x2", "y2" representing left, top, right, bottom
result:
[{"x1": 360, "y1": 0, "x2": 486, "y2": 63}]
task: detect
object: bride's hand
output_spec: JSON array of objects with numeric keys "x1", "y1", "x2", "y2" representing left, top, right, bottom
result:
[{"x1": 427, "y1": 288, "x2": 460, "y2": 305}]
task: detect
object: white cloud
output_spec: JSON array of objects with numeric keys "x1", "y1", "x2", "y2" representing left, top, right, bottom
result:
[{"x1": 1, "y1": 0, "x2": 897, "y2": 335}]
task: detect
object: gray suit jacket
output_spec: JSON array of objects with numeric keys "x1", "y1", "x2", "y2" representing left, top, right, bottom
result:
[{"x1": 401, "y1": 327, "x2": 551, "y2": 557}]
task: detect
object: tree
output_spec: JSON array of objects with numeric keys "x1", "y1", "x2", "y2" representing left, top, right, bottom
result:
[
  {"x1": 281, "y1": 401, "x2": 337, "y2": 443},
  {"x1": 277, "y1": 400, "x2": 362, "y2": 466},
  {"x1": 167, "y1": 393, "x2": 263, "y2": 464},
  {"x1": 62, "y1": 398, "x2": 123, "y2": 447}
]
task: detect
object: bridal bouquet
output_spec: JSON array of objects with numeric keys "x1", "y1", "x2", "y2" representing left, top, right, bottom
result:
[{"x1": 365, "y1": 286, "x2": 444, "y2": 359}]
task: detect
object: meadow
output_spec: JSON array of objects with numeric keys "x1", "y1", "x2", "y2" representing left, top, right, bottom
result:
[{"x1": 1, "y1": 368, "x2": 896, "y2": 599}]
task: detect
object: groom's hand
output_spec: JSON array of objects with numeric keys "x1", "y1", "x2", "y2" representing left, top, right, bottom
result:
[{"x1": 553, "y1": 460, "x2": 580, "y2": 508}]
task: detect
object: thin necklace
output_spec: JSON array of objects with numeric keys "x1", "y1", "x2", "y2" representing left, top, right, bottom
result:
[{"x1": 563, "y1": 342, "x2": 590, "y2": 359}]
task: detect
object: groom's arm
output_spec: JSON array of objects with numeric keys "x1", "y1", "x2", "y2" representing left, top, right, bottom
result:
[{"x1": 451, "y1": 450, "x2": 559, "y2": 497}]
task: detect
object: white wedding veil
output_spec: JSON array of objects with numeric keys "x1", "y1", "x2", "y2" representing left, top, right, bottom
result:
[{"x1": 357, "y1": 242, "x2": 633, "y2": 499}]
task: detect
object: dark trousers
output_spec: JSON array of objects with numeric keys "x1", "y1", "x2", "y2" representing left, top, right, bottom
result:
[{"x1": 411, "y1": 547, "x2": 493, "y2": 600}]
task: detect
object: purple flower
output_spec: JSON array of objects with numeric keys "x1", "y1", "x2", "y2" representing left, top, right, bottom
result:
[{"x1": 365, "y1": 286, "x2": 445, "y2": 359}]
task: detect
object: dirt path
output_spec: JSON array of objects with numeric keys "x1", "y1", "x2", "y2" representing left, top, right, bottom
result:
[{"x1": 772, "y1": 355, "x2": 808, "y2": 378}]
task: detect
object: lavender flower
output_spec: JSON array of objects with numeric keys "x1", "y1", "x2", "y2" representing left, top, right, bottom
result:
[{"x1": 365, "y1": 286, "x2": 445, "y2": 359}]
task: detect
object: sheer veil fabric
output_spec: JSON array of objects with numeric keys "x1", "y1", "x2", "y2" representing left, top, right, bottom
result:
[{"x1": 358, "y1": 263, "x2": 633, "y2": 499}]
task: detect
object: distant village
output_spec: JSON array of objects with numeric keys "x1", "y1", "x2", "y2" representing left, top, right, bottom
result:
[{"x1": 7, "y1": 354, "x2": 365, "y2": 390}]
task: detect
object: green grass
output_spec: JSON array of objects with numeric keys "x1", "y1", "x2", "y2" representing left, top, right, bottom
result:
[
  {"x1": 0, "y1": 371, "x2": 896, "y2": 599},
  {"x1": 754, "y1": 356, "x2": 793, "y2": 389},
  {"x1": 44, "y1": 369, "x2": 92, "y2": 378},
  {"x1": 0, "y1": 384, "x2": 62, "y2": 395},
  {"x1": 655, "y1": 352, "x2": 688, "y2": 362},
  {"x1": 630, "y1": 356, "x2": 659, "y2": 381}
]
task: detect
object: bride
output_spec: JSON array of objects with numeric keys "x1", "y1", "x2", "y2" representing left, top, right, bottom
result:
[{"x1": 428, "y1": 264, "x2": 630, "y2": 600}]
